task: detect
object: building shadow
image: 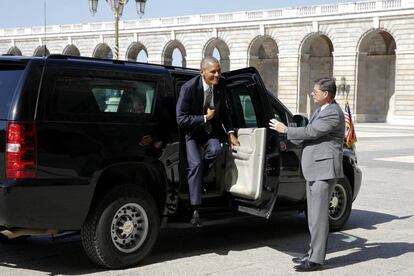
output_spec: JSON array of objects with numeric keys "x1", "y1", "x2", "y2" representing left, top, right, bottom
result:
[
  {"x1": 326, "y1": 239, "x2": 414, "y2": 269},
  {"x1": 0, "y1": 209, "x2": 411, "y2": 274},
  {"x1": 342, "y1": 209, "x2": 413, "y2": 231}
]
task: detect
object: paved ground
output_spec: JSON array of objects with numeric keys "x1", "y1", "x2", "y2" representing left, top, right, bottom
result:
[{"x1": 0, "y1": 123, "x2": 413, "y2": 275}]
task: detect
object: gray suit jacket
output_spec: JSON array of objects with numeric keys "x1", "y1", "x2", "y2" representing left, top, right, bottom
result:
[{"x1": 287, "y1": 101, "x2": 345, "y2": 181}]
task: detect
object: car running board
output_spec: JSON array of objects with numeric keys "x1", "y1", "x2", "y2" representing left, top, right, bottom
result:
[
  {"x1": 238, "y1": 205, "x2": 273, "y2": 219},
  {"x1": 236, "y1": 189, "x2": 278, "y2": 219}
]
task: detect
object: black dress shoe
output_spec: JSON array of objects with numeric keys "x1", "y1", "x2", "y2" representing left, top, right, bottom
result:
[
  {"x1": 294, "y1": 260, "x2": 322, "y2": 272},
  {"x1": 190, "y1": 210, "x2": 202, "y2": 227},
  {"x1": 292, "y1": 254, "x2": 309, "y2": 264}
]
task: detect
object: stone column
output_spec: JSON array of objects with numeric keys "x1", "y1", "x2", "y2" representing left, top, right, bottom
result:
[
  {"x1": 332, "y1": 50, "x2": 358, "y2": 113},
  {"x1": 145, "y1": 34, "x2": 167, "y2": 65},
  {"x1": 229, "y1": 52, "x2": 248, "y2": 71},
  {"x1": 278, "y1": 53, "x2": 300, "y2": 112},
  {"x1": 389, "y1": 50, "x2": 414, "y2": 125}
]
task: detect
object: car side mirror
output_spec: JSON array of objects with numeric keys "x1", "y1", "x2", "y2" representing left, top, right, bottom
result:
[{"x1": 292, "y1": 114, "x2": 308, "y2": 127}]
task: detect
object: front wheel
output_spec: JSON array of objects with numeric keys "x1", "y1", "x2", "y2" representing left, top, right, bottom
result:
[
  {"x1": 81, "y1": 184, "x2": 159, "y2": 269},
  {"x1": 329, "y1": 177, "x2": 352, "y2": 232}
]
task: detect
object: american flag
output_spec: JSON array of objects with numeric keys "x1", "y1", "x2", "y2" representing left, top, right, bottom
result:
[{"x1": 344, "y1": 100, "x2": 357, "y2": 148}]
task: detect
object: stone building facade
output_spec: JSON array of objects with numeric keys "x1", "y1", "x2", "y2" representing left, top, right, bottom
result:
[{"x1": 1, "y1": 0, "x2": 414, "y2": 124}]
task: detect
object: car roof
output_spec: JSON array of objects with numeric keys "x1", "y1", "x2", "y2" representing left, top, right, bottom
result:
[{"x1": 0, "y1": 54, "x2": 199, "y2": 75}]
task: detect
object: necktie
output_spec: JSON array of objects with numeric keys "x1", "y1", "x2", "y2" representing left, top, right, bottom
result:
[
  {"x1": 204, "y1": 87, "x2": 213, "y2": 134},
  {"x1": 203, "y1": 87, "x2": 213, "y2": 113},
  {"x1": 309, "y1": 108, "x2": 321, "y2": 123}
]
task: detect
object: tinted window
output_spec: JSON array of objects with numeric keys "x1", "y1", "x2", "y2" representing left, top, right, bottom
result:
[
  {"x1": 0, "y1": 65, "x2": 25, "y2": 119},
  {"x1": 239, "y1": 95, "x2": 257, "y2": 127},
  {"x1": 270, "y1": 102, "x2": 284, "y2": 124},
  {"x1": 268, "y1": 94, "x2": 290, "y2": 126},
  {"x1": 228, "y1": 83, "x2": 258, "y2": 128},
  {"x1": 50, "y1": 76, "x2": 156, "y2": 116}
]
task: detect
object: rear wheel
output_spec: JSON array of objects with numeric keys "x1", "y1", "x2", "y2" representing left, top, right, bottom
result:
[
  {"x1": 81, "y1": 184, "x2": 159, "y2": 269},
  {"x1": 329, "y1": 177, "x2": 352, "y2": 232}
]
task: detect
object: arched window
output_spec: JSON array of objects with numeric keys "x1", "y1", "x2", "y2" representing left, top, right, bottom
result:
[
  {"x1": 163, "y1": 40, "x2": 187, "y2": 67},
  {"x1": 248, "y1": 36, "x2": 279, "y2": 95},
  {"x1": 93, "y1": 43, "x2": 113, "y2": 59},
  {"x1": 356, "y1": 30, "x2": 396, "y2": 122},
  {"x1": 298, "y1": 34, "x2": 334, "y2": 116}
]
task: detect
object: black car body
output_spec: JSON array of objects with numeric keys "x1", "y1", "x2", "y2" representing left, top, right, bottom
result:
[{"x1": 0, "y1": 55, "x2": 362, "y2": 268}]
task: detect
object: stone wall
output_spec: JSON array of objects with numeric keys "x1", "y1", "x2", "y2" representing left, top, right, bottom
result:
[{"x1": 1, "y1": 0, "x2": 414, "y2": 124}]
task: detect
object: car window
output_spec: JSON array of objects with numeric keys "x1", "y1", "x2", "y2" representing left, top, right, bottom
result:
[
  {"x1": 270, "y1": 102, "x2": 285, "y2": 124},
  {"x1": 0, "y1": 64, "x2": 25, "y2": 119},
  {"x1": 228, "y1": 83, "x2": 258, "y2": 128},
  {"x1": 50, "y1": 76, "x2": 156, "y2": 115},
  {"x1": 268, "y1": 94, "x2": 289, "y2": 126},
  {"x1": 239, "y1": 94, "x2": 257, "y2": 127}
]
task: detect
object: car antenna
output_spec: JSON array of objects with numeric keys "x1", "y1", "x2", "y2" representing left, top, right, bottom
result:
[{"x1": 43, "y1": 0, "x2": 47, "y2": 57}]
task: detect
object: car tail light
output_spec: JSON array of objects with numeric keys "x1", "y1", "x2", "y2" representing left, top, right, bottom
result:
[{"x1": 6, "y1": 122, "x2": 37, "y2": 179}]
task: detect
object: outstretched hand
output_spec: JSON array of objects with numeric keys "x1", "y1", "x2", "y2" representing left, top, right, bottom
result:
[{"x1": 269, "y1": 118, "x2": 288, "y2": 133}]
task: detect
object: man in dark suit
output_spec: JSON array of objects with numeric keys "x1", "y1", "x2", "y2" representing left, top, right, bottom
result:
[
  {"x1": 269, "y1": 77, "x2": 345, "y2": 272},
  {"x1": 176, "y1": 56, "x2": 239, "y2": 227}
]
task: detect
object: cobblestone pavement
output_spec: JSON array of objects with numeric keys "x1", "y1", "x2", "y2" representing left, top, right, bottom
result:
[{"x1": 0, "y1": 123, "x2": 413, "y2": 276}]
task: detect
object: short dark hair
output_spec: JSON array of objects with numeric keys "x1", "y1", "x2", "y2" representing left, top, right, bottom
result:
[
  {"x1": 314, "y1": 77, "x2": 336, "y2": 98},
  {"x1": 200, "y1": 56, "x2": 220, "y2": 70}
]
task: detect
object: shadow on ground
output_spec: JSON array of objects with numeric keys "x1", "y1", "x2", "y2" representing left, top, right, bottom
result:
[{"x1": 0, "y1": 209, "x2": 411, "y2": 275}]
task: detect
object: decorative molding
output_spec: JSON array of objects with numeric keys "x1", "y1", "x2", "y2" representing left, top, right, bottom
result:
[
  {"x1": 373, "y1": 16, "x2": 380, "y2": 28},
  {"x1": 213, "y1": 28, "x2": 218, "y2": 38},
  {"x1": 259, "y1": 25, "x2": 265, "y2": 36},
  {"x1": 312, "y1": 21, "x2": 319, "y2": 32},
  {"x1": 1, "y1": 0, "x2": 413, "y2": 37}
]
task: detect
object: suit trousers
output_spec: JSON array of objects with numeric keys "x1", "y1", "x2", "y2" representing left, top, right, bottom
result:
[
  {"x1": 185, "y1": 135, "x2": 221, "y2": 205},
  {"x1": 306, "y1": 179, "x2": 336, "y2": 264}
]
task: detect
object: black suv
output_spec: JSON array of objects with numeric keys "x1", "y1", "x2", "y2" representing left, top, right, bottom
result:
[{"x1": 0, "y1": 55, "x2": 362, "y2": 269}]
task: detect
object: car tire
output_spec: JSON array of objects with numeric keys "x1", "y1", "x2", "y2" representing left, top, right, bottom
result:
[
  {"x1": 81, "y1": 184, "x2": 159, "y2": 269},
  {"x1": 329, "y1": 176, "x2": 352, "y2": 232}
]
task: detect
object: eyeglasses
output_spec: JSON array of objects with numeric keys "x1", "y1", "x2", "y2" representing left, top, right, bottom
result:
[{"x1": 310, "y1": 89, "x2": 327, "y2": 95}]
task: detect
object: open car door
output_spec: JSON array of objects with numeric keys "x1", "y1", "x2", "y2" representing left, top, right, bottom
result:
[{"x1": 222, "y1": 68, "x2": 280, "y2": 219}]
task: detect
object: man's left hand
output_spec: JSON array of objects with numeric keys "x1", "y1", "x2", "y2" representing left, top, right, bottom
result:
[
  {"x1": 269, "y1": 119, "x2": 288, "y2": 133},
  {"x1": 228, "y1": 133, "x2": 240, "y2": 146}
]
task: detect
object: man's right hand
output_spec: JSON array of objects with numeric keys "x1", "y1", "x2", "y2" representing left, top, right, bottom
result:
[
  {"x1": 206, "y1": 108, "x2": 215, "y2": 121},
  {"x1": 228, "y1": 132, "x2": 240, "y2": 147}
]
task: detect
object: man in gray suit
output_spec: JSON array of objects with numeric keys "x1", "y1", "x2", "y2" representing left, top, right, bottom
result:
[{"x1": 269, "y1": 77, "x2": 345, "y2": 272}]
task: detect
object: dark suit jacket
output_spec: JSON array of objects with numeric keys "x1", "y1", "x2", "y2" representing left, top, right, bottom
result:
[{"x1": 176, "y1": 75, "x2": 233, "y2": 140}]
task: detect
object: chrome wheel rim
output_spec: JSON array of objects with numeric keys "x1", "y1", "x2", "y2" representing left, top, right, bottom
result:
[
  {"x1": 329, "y1": 183, "x2": 347, "y2": 221},
  {"x1": 110, "y1": 202, "x2": 149, "y2": 253}
]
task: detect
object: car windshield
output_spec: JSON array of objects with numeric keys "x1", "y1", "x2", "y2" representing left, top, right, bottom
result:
[{"x1": 0, "y1": 65, "x2": 25, "y2": 119}]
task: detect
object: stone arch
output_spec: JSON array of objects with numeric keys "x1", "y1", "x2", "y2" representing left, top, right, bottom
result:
[
  {"x1": 63, "y1": 44, "x2": 80, "y2": 56},
  {"x1": 298, "y1": 33, "x2": 334, "y2": 116},
  {"x1": 356, "y1": 29, "x2": 396, "y2": 122},
  {"x1": 162, "y1": 40, "x2": 186, "y2": 67},
  {"x1": 248, "y1": 35, "x2": 279, "y2": 95},
  {"x1": 7, "y1": 46, "x2": 22, "y2": 56},
  {"x1": 93, "y1": 43, "x2": 113, "y2": 59},
  {"x1": 203, "y1": 38, "x2": 230, "y2": 72},
  {"x1": 126, "y1": 42, "x2": 148, "y2": 62},
  {"x1": 33, "y1": 46, "x2": 50, "y2": 57}
]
